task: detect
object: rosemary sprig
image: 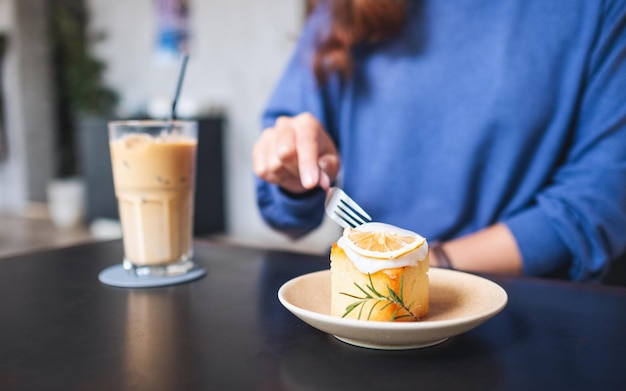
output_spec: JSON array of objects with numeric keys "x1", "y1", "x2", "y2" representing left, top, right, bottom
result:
[{"x1": 340, "y1": 273, "x2": 419, "y2": 321}]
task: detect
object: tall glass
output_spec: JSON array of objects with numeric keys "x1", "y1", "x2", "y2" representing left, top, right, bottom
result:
[{"x1": 108, "y1": 120, "x2": 198, "y2": 277}]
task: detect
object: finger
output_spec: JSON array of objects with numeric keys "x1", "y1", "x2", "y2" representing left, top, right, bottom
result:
[
  {"x1": 318, "y1": 168, "x2": 331, "y2": 191},
  {"x1": 292, "y1": 113, "x2": 325, "y2": 189},
  {"x1": 257, "y1": 141, "x2": 302, "y2": 189},
  {"x1": 253, "y1": 127, "x2": 291, "y2": 182},
  {"x1": 252, "y1": 129, "x2": 274, "y2": 179},
  {"x1": 318, "y1": 153, "x2": 340, "y2": 183},
  {"x1": 254, "y1": 120, "x2": 307, "y2": 193},
  {"x1": 272, "y1": 122, "x2": 300, "y2": 180}
]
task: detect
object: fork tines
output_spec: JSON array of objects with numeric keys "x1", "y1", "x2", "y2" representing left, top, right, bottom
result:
[
  {"x1": 325, "y1": 187, "x2": 372, "y2": 229},
  {"x1": 335, "y1": 199, "x2": 371, "y2": 228}
]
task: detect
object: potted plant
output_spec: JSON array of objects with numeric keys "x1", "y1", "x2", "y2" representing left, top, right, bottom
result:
[{"x1": 47, "y1": 0, "x2": 118, "y2": 229}]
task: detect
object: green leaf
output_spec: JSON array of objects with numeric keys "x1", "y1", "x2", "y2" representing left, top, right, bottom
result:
[
  {"x1": 353, "y1": 282, "x2": 373, "y2": 298},
  {"x1": 342, "y1": 301, "x2": 363, "y2": 318}
]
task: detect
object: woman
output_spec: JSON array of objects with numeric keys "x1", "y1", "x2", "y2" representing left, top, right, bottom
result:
[{"x1": 252, "y1": 0, "x2": 626, "y2": 282}]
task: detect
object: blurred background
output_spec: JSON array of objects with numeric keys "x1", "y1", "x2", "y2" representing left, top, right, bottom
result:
[{"x1": 0, "y1": 0, "x2": 339, "y2": 257}]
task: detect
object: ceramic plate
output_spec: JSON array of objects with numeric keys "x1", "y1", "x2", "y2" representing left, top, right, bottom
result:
[{"x1": 278, "y1": 268, "x2": 507, "y2": 350}]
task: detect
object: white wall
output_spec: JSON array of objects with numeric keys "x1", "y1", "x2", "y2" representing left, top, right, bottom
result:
[
  {"x1": 88, "y1": 0, "x2": 339, "y2": 254},
  {"x1": 0, "y1": 0, "x2": 9, "y2": 28},
  {"x1": 0, "y1": 0, "x2": 24, "y2": 210},
  {"x1": 0, "y1": 0, "x2": 56, "y2": 211}
]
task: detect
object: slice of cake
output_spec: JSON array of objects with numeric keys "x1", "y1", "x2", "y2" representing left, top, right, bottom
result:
[{"x1": 330, "y1": 222, "x2": 429, "y2": 322}]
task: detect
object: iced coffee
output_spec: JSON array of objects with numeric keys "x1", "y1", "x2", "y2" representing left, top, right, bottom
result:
[{"x1": 108, "y1": 120, "x2": 197, "y2": 277}]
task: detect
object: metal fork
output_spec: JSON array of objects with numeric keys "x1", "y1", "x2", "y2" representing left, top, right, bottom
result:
[
  {"x1": 325, "y1": 187, "x2": 372, "y2": 228},
  {"x1": 319, "y1": 170, "x2": 372, "y2": 228}
]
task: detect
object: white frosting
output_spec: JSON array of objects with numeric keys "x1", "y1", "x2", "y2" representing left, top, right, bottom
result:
[{"x1": 336, "y1": 222, "x2": 429, "y2": 274}]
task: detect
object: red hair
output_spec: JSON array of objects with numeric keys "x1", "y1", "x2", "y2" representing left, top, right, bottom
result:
[{"x1": 309, "y1": 0, "x2": 407, "y2": 83}]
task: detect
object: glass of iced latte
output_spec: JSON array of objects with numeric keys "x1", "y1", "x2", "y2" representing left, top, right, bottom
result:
[{"x1": 109, "y1": 120, "x2": 197, "y2": 277}]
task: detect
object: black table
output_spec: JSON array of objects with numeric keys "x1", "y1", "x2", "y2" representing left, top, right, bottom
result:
[{"x1": 1, "y1": 240, "x2": 625, "y2": 390}]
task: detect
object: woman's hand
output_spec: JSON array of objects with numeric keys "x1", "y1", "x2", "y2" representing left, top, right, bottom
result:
[{"x1": 253, "y1": 113, "x2": 340, "y2": 194}]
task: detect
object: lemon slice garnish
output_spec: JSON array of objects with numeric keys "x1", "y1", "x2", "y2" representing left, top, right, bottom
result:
[{"x1": 343, "y1": 222, "x2": 425, "y2": 259}]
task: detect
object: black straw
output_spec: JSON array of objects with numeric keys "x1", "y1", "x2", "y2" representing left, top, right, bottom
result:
[{"x1": 170, "y1": 53, "x2": 189, "y2": 121}]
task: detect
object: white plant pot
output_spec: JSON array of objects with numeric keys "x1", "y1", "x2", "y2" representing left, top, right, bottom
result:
[{"x1": 47, "y1": 177, "x2": 86, "y2": 229}]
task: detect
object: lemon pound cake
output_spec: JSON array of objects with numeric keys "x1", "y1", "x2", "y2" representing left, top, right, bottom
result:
[{"x1": 330, "y1": 222, "x2": 429, "y2": 322}]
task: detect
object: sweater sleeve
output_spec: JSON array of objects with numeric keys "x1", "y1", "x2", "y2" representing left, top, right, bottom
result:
[
  {"x1": 505, "y1": 1, "x2": 626, "y2": 281},
  {"x1": 255, "y1": 5, "x2": 335, "y2": 239}
]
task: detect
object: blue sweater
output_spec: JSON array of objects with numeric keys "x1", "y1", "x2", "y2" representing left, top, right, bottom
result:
[{"x1": 257, "y1": 0, "x2": 626, "y2": 281}]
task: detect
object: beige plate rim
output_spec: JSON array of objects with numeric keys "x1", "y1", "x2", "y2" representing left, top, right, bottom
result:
[{"x1": 277, "y1": 268, "x2": 508, "y2": 349}]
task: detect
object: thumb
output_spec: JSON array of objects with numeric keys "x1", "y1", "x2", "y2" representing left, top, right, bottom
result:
[{"x1": 318, "y1": 154, "x2": 340, "y2": 184}]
